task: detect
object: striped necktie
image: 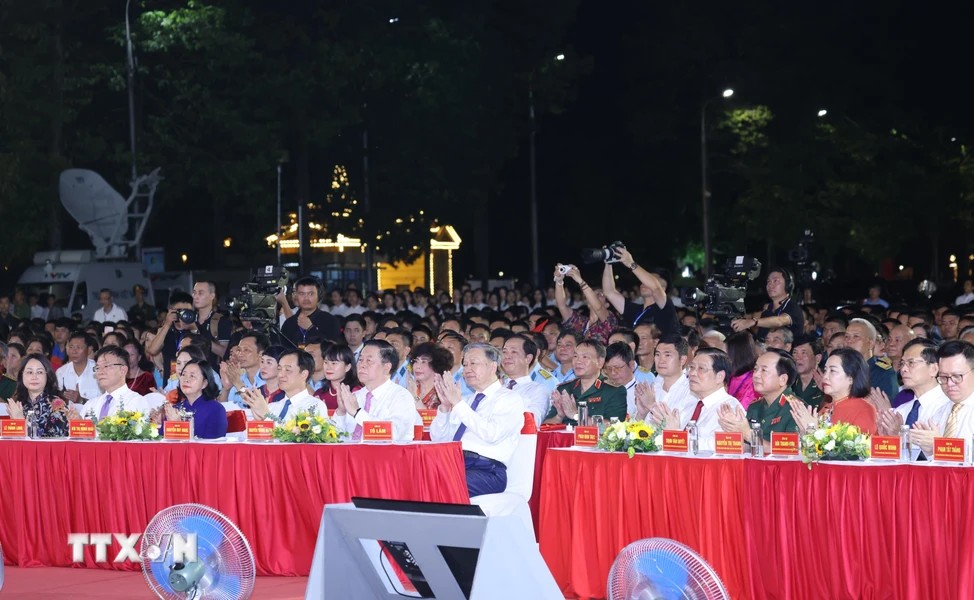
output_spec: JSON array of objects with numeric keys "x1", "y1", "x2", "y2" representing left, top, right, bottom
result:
[{"x1": 943, "y1": 403, "x2": 963, "y2": 438}]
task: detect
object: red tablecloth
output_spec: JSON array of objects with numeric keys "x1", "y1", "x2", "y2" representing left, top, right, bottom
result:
[
  {"x1": 529, "y1": 431, "x2": 575, "y2": 536},
  {"x1": 540, "y1": 449, "x2": 974, "y2": 600},
  {"x1": 0, "y1": 440, "x2": 468, "y2": 576}
]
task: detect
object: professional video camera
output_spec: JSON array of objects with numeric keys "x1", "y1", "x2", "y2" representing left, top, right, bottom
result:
[
  {"x1": 580, "y1": 241, "x2": 626, "y2": 265},
  {"x1": 788, "y1": 229, "x2": 818, "y2": 287},
  {"x1": 227, "y1": 265, "x2": 290, "y2": 324},
  {"x1": 681, "y1": 256, "x2": 762, "y2": 322}
]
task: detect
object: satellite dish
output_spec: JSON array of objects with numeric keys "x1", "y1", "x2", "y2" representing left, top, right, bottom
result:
[
  {"x1": 918, "y1": 280, "x2": 937, "y2": 299},
  {"x1": 59, "y1": 167, "x2": 161, "y2": 259},
  {"x1": 607, "y1": 538, "x2": 729, "y2": 600},
  {"x1": 141, "y1": 503, "x2": 255, "y2": 600}
]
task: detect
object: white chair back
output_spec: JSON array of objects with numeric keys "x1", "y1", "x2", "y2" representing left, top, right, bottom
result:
[{"x1": 504, "y1": 433, "x2": 538, "y2": 501}]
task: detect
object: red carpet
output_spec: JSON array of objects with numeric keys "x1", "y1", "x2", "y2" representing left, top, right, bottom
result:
[{"x1": 0, "y1": 567, "x2": 308, "y2": 599}]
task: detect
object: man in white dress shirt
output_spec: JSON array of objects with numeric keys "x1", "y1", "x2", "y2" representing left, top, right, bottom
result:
[
  {"x1": 333, "y1": 340, "x2": 417, "y2": 441},
  {"x1": 651, "y1": 347, "x2": 740, "y2": 452},
  {"x1": 86, "y1": 345, "x2": 147, "y2": 419},
  {"x1": 245, "y1": 349, "x2": 325, "y2": 422},
  {"x1": 431, "y1": 343, "x2": 524, "y2": 497},
  {"x1": 500, "y1": 334, "x2": 550, "y2": 426},
  {"x1": 912, "y1": 340, "x2": 974, "y2": 454},
  {"x1": 876, "y1": 339, "x2": 950, "y2": 437},
  {"x1": 92, "y1": 289, "x2": 128, "y2": 323},
  {"x1": 637, "y1": 333, "x2": 693, "y2": 423},
  {"x1": 56, "y1": 332, "x2": 101, "y2": 403}
]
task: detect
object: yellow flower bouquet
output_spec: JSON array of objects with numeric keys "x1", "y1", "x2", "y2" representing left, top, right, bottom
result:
[
  {"x1": 800, "y1": 420, "x2": 869, "y2": 467},
  {"x1": 272, "y1": 407, "x2": 345, "y2": 443},
  {"x1": 597, "y1": 419, "x2": 661, "y2": 458},
  {"x1": 92, "y1": 403, "x2": 159, "y2": 441}
]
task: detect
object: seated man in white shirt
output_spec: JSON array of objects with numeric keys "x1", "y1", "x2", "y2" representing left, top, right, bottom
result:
[
  {"x1": 632, "y1": 333, "x2": 693, "y2": 421},
  {"x1": 875, "y1": 338, "x2": 950, "y2": 437},
  {"x1": 911, "y1": 340, "x2": 974, "y2": 454},
  {"x1": 243, "y1": 349, "x2": 325, "y2": 422},
  {"x1": 430, "y1": 343, "x2": 524, "y2": 497},
  {"x1": 56, "y1": 332, "x2": 101, "y2": 404},
  {"x1": 650, "y1": 347, "x2": 740, "y2": 452},
  {"x1": 500, "y1": 334, "x2": 551, "y2": 425},
  {"x1": 86, "y1": 345, "x2": 148, "y2": 419},
  {"x1": 332, "y1": 340, "x2": 417, "y2": 441}
]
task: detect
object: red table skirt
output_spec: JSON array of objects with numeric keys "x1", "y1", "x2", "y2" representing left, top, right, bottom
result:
[
  {"x1": 0, "y1": 440, "x2": 469, "y2": 576},
  {"x1": 529, "y1": 431, "x2": 575, "y2": 536},
  {"x1": 540, "y1": 449, "x2": 974, "y2": 600}
]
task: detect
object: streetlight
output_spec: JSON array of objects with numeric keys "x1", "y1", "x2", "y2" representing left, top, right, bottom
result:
[
  {"x1": 817, "y1": 109, "x2": 828, "y2": 117},
  {"x1": 700, "y1": 88, "x2": 734, "y2": 277}
]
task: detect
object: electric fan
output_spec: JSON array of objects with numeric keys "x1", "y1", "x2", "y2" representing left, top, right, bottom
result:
[
  {"x1": 607, "y1": 538, "x2": 729, "y2": 600},
  {"x1": 141, "y1": 503, "x2": 255, "y2": 600}
]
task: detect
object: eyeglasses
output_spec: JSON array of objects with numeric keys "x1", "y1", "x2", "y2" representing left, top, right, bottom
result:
[
  {"x1": 93, "y1": 363, "x2": 126, "y2": 372},
  {"x1": 603, "y1": 364, "x2": 629, "y2": 373},
  {"x1": 936, "y1": 371, "x2": 971, "y2": 385},
  {"x1": 901, "y1": 358, "x2": 929, "y2": 370}
]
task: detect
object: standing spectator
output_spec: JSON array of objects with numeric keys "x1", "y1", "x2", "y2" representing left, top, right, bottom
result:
[
  {"x1": 602, "y1": 247, "x2": 679, "y2": 336},
  {"x1": 92, "y1": 289, "x2": 128, "y2": 323},
  {"x1": 0, "y1": 296, "x2": 19, "y2": 329},
  {"x1": 127, "y1": 284, "x2": 156, "y2": 325},
  {"x1": 862, "y1": 284, "x2": 890, "y2": 310},
  {"x1": 11, "y1": 289, "x2": 29, "y2": 320},
  {"x1": 956, "y1": 280, "x2": 974, "y2": 306},
  {"x1": 191, "y1": 281, "x2": 232, "y2": 359},
  {"x1": 554, "y1": 264, "x2": 618, "y2": 345},
  {"x1": 280, "y1": 277, "x2": 342, "y2": 347},
  {"x1": 29, "y1": 294, "x2": 46, "y2": 320},
  {"x1": 730, "y1": 268, "x2": 805, "y2": 341}
]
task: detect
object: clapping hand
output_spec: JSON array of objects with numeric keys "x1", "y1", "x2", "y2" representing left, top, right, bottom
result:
[
  {"x1": 240, "y1": 388, "x2": 268, "y2": 418},
  {"x1": 62, "y1": 384, "x2": 81, "y2": 403},
  {"x1": 7, "y1": 399, "x2": 23, "y2": 420},
  {"x1": 811, "y1": 366, "x2": 825, "y2": 390},
  {"x1": 164, "y1": 403, "x2": 181, "y2": 421},
  {"x1": 717, "y1": 403, "x2": 749, "y2": 434},
  {"x1": 633, "y1": 382, "x2": 655, "y2": 420},
  {"x1": 336, "y1": 383, "x2": 360, "y2": 416},
  {"x1": 433, "y1": 374, "x2": 463, "y2": 410},
  {"x1": 867, "y1": 387, "x2": 892, "y2": 413},
  {"x1": 788, "y1": 397, "x2": 818, "y2": 431},
  {"x1": 148, "y1": 407, "x2": 164, "y2": 425},
  {"x1": 65, "y1": 404, "x2": 83, "y2": 421},
  {"x1": 648, "y1": 402, "x2": 681, "y2": 429},
  {"x1": 877, "y1": 409, "x2": 904, "y2": 436}
]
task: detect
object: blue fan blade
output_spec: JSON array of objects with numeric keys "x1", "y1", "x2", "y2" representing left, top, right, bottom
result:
[
  {"x1": 149, "y1": 560, "x2": 176, "y2": 593},
  {"x1": 637, "y1": 549, "x2": 688, "y2": 598},
  {"x1": 175, "y1": 514, "x2": 225, "y2": 551}
]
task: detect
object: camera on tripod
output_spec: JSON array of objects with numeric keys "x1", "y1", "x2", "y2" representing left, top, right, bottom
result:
[
  {"x1": 227, "y1": 265, "x2": 290, "y2": 323},
  {"x1": 681, "y1": 256, "x2": 762, "y2": 323}
]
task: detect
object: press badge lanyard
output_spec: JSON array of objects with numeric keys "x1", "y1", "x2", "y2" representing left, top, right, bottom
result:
[{"x1": 632, "y1": 305, "x2": 652, "y2": 328}]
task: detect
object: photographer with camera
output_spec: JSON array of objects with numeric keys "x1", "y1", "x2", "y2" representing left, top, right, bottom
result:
[
  {"x1": 191, "y1": 281, "x2": 232, "y2": 359},
  {"x1": 730, "y1": 267, "x2": 805, "y2": 341},
  {"x1": 601, "y1": 245, "x2": 680, "y2": 337},
  {"x1": 146, "y1": 292, "x2": 206, "y2": 380},
  {"x1": 553, "y1": 264, "x2": 618, "y2": 345},
  {"x1": 280, "y1": 276, "x2": 342, "y2": 348}
]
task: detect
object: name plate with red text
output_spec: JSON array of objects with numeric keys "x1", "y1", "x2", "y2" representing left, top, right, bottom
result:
[
  {"x1": 363, "y1": 421, "x2": 393, "y2": 441},
  {"x1": 662, "y1": 429, "x2": 689, "y2": 453},
  {"x1": 247, "y1": 421, "x2": 275, "y2": 441},
  {"x1": 418, "y1": 409, "x2": 437, "y2": 427},
  {"x1": 771, "y1": 432, "x2": 799, "y2": 455},
  {"x1": 714, "y1": 432, "x2": 744, "y2": 455},
  {"x1": 68, "y1": 420, "x2": 96, "y2": 439},
  {"x1": 574, "y1": 426, "x2": 599, "y2": 447},
  {"x1": 870, "y1": 436, "x2": 901, "y2": 460},
  {"x1": 163, "y1": 421, "x2": 192, "y2": 441},
  {"x1": 933, "y1": 437, "x2": 966, "y2": 463},
  {"x1": 1, "y1": 419, "x2": 26, "y2": 438}
]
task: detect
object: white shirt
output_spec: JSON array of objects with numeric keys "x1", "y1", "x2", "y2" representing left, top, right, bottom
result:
[
  {"x1": 931, "y1": 390, "x2": 974, "y2": 438},
  {"x1": 266, "y1": 389, "x2": 325, "y2": 422},
  {"x1": 623, "y1": 377, "x2": 638, "y2": 418},
  {"x1": 351, "y1": 343, "x2": 364, "y2": 363},
  {"x1": 691, "y1": 388, "x2": 741, "y2": 452},
  {"x1": 333, "y1": 379, "x2": 417, "y2": 441},
  {"x1": 86, "y1": 384, "x2": 147, "y2": 419},
  {"x1": 430, "y1": 380, "x2": 524, "y2": 465},
  {"x1": 509, "y1": 375, "x2": 550, "y2": 427},
  {"x1": 30, "y1": 305, "x2": 47, "y2": 320},
  {"x1": 956, "y1": 293, "x2": 974, "y2": 306},
  {"x1": 93, "y1": 304, "x2": 128, "y2": 323},
  {"x1": 894, "y1": 385, "x2": 950, "y2": 425},
  {"x1": 56, "y1": 359, "x2": 101, "y2": 402},
  {"x1": 655, "y1": 374, "x2": 695, "y2": 426}
]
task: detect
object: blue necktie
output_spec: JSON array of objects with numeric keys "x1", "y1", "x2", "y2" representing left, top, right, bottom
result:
[
  {"x1": 453, "y1": 393, "x2": 485, "y2": 441},
  {"x1": 905, "y1": 401, "x2": 921, "y2": 427},
  {"x1": 278, "y1": 397, "x2": 292, "y2": 421}
]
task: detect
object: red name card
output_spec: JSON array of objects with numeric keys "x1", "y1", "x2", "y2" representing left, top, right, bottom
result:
[
  {"x1": 771, "y1": 432, "x2": 799, "y2": 455},
  {"x1": 418, "y1": 409, "x2": 437, "y2": 427},
  {"x1": 870, "y1": 435, "x2": 901, "y2": 460},
  {"x1": 247, "y1": 421, "x2": 275, "y2": 441},
  {"x1": 363, "y1": 421, "x2": 393, "y2": 441},
  {"x1": 1, "y1": 419, "x2": 26, "y2": 438},
  {"x1": 714, "y1": 431, "x2": 744, "y2": 455},
  {"x1": 163, "y1": 421, "x2": 192, "y2": 441},
  {"x1": 933, "y1": 437, "x2": 966, "y2": 462},
  {"x1": 662, "y1": 429, "x2": 689, "y2": 452},
  {"x1": 574, "y1": 426, "x2": 599, "y2": 447},
  {"x1": 68, "y1": 420, "x2": 96, "y2": 439}
]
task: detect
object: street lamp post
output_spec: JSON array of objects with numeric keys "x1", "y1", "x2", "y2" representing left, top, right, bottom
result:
[{"x1": 700, "y1": 88, "x2": 734, "y2": 277}]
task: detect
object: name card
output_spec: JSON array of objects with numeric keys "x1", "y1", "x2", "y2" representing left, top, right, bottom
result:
[
  {"x1": 574, "y1": 426, "x2": 599, "y2": 447},
  {"x1": 69, "y1": 420, "x2": 96, "y2": 439},
  {"x1": 363, "y1": 421, "x2": 393, "y2": 441},
  {"x1": 714, "y1": 431, "x2": 744, "y2": 455},
  {"x1": 163, "y1": 421, "x2": 192, "y2": 441},
  {"x1": 870, "y1": 435, "x2": 901, "y2": 460},
  {"x1": 1, "y1": 419, "x2": 26, "y2": 438},
  {"x1": 418, "y1": 409, "x2": 437, "y2": 427},
  {"x1": 771, "y1": 432, "x2": 799, "y2": 455},
  {"x1": 662, "y1": 429, "x2": 689, "y2": 453},
  {"x1": 933, "y1": 437, "x2": 966, "y2": 463},
  {"x1": 247, "y1": 421, "x2": 275, "y2": 441}
]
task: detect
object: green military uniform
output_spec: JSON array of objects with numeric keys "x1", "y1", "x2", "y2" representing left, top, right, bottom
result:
[
  {"x1": 0, "y1": 374, "x2": 15, "y2": 400},
  {"x1": 792, "y1": 377, "x2": 824, "y2": 410},
  {"x1": 869, "y1": 355, "x2": 898, "y2": 400},
  {"x1": 545, "y1": 375, "x2": 627, "y2": 424},
  {"x1": 745, "y1": 387, "x2": 799, "y2": 441}
]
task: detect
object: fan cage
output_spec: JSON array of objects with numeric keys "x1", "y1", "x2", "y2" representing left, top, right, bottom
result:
[{"x1": 607, "y1": 538, "x2": 729, "y2": 600}]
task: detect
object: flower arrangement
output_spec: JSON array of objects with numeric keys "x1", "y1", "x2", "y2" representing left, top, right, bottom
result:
[
  {"x1": 597, "y1": 420, "x2": 661, "y2": 458},
  {"x1": 272, "y1": 407, "x2": 345, "y2": 443},
  {"x1": 800, "y1": 420, "x2": 869, "y2": 466},
  {"x1": 92, "y1": 403, "x2": 159, "y2": 441}
]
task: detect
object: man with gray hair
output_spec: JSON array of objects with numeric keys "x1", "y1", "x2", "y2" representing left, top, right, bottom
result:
[
  {"x1": 845, "y1": 317, "x2": 898, "y2": 400},
  {"x1": 431, "y1": 343, "x2": 525, "y2": 497},
  {"x1": 764, "y1": 327, "x2": 793, "y2": 353}
]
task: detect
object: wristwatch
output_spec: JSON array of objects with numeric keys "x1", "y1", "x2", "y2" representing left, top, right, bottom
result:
[{"x1": 629, "y1": 261, "x2": 638, "y2": 271}]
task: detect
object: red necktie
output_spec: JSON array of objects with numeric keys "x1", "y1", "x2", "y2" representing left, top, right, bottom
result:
[{"x1": 689, "y1": 400, "x2": 704, "y2": 422}]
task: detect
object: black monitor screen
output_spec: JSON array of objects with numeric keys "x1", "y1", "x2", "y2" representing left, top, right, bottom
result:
[{"x1": 351, "y1": 497, "x2": 485, "y2": 517}]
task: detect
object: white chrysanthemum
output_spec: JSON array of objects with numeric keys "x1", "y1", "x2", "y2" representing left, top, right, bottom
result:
[
  {"x1": 149, "y1": 428, "x2": 159, "y2": 438},
  {"x1": 813, "y1": 429, "x2": 826, "y2": 441},
  {"x1": 312, "y1": 425, "x2": 322, "y2": 435},
  {"x1": 824, "y1": 440, "x2": 836, "y2": 452}
]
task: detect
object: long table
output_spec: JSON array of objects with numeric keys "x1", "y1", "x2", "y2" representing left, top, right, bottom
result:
[
  {"x1": 539, "y1": 448, "x2": 974, "y2": 600},
  {"x1": 0, "y1": 439, "x2": 469, "y2": 576}
]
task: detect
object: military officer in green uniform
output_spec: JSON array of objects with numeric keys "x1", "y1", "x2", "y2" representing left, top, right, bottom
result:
[
  {"x1": 718, "y1": 349, "x2": 799, "y2": 452},
  {"x1": 792, "y1": 335, "x2": 825, "y2": 409},
  {"x1": 544, "y1": 339, "x2": 627, "y2": 425}
]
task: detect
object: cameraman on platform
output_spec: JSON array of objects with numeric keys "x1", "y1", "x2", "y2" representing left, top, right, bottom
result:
[
  {"x1": 730, "y1": 268, "x2": 805, "y2": 341},
  {"x1": 602, "y1": 246, "x2": 680, "y2": 337},
  {"x1": 280, "y1": 276, "x2": 342, "y2": 348},
  {"x1": 146, "y1": 291, "x2": 203, "y2": 380}
]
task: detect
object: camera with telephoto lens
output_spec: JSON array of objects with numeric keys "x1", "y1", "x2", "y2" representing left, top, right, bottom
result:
[
  {"x1": 681, "y1": 256, "x2": 762, "y2": 324},
  {"x1": 227, "y1": 265, "x2": 290, "y2": 323},
  {"x1": 580, "y1": 241, "x2": 626, "y2": 265},
  {"x1": 175, "y1": 308, "x2": 197, "y2": 324}
]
